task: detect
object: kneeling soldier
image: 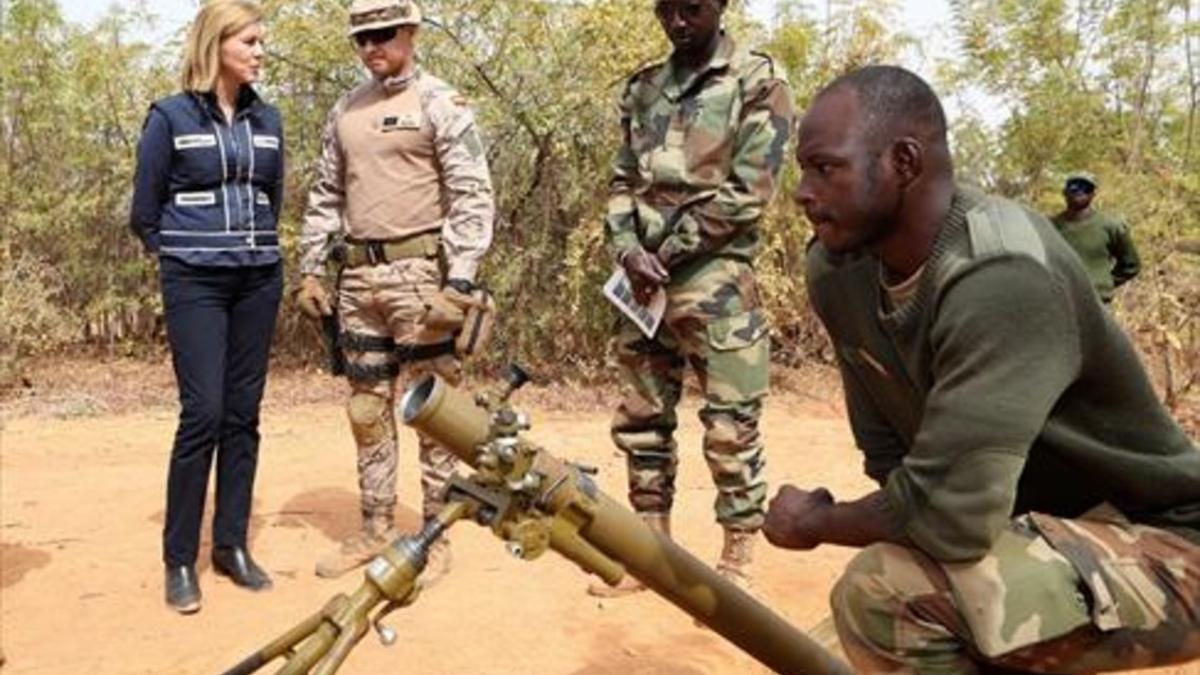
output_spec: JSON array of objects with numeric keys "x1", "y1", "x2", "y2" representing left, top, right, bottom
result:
[{"x1": 768, "y1": 66, "x2": 1200, "y2": 673}]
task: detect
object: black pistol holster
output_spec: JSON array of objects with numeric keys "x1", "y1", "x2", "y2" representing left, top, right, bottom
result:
[{"x1": 321, "y1": 308, "x2": 347, "y2": 377}]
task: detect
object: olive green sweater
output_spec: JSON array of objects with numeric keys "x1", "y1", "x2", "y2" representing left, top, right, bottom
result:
[
  {"x1": 807, "y1": 188, "x2": 1200, "y2": 562},
  {"x1": 1051, "y1": 209, "x2": 1141, "y2": 302}
]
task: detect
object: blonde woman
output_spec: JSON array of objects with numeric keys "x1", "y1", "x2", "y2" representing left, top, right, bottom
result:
[{"x1": 130, "y1": 0, "x2": 283, "y2": 614}]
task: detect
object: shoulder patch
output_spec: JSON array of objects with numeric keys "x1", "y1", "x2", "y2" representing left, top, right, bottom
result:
[
  {"x1": 414, "y1": 72, "x2": 462, "y2": 103},
  {"x1": 966, "y1": 197, "x2": 1047, "y2": 265},
  {"x1": 416, "y1": 80, "x2": 463, "y2": 114}
]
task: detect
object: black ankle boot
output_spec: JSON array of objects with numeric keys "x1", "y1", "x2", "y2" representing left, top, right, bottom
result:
[
  {"x1": 165, "y1": 564, "x2": 201, "y2": 614},
  {"x1": 212, "y1": 546, "x2": 272, "y2": 591}
]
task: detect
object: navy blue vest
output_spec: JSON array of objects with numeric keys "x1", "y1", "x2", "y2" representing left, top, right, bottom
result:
[{"x1": 130, "y1": 88, "x2": 283, "y2": 267}]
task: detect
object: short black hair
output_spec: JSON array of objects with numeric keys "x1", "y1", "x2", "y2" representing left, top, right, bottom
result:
[{"x1": 818, "y1": 65, "x2": 947, "y2": 149}]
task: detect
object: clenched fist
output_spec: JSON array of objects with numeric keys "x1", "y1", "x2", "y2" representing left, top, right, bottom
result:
[{"x1": 762, "y1": 485, "x2": 834, "y2": 551}]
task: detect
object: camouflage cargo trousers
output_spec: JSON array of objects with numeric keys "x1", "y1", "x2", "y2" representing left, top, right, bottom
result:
[
  {"x1": 831, "y1": 510, "x2": 1200, "y2": 674},
  {"x1": 338, "y1": 256, "x2": 461, "y2": 523},
  {"x1": 611, "y1": 256, "x2": 770, "y2": 531}
]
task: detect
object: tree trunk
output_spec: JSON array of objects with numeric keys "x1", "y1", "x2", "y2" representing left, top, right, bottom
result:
[{"x1": 1186, "y1": 0, "x2": 1198, "y2": 169}]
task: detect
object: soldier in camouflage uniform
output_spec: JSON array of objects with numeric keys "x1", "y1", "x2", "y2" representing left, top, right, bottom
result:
[
  {"x1": 592, "y1": 0, "x2": 795, "y2": 596},
  {"x1": 765, "y1": 66, "x2": 1200, "y2": 673},
  {"x1": 296, "y1": 0, "x2": 494, "y2": 582}
]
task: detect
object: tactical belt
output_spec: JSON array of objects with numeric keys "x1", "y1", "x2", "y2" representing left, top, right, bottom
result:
[{"x1": 335, "y1": 232, "x2": 441, "y2": 268}]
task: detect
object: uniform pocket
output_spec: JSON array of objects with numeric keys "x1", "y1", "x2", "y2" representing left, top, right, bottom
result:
[
  {"x1": 253, "y1": 143, "x2": 281, "y2": 184},
  {"x1": 1026, "y1": 513, "x2": 1200, "y2": 635},
  {"x1": 704, "y1": 310, "x2": 770, "y2": 402},
  {"x1": 684, "y1": 78, "x2": 738, "y2": 170},
  {"x1": 940, "y1": 521, "x2": 1092, "y2": 658}
]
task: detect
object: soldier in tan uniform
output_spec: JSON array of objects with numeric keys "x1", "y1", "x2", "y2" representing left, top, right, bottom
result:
[{"x1": 296, "y1": 0, "x2": 494, "y2": 581}]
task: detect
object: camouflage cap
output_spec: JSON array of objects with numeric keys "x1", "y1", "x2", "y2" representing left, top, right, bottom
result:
[
  {"x1": 347, "y1": 0, "x2": 422, "y2": 36},
  {"x1": 1064, "y1": 171, "x2": 1098, "y2": 190}
]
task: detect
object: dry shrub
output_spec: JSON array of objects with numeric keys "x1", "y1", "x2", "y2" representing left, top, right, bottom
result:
[{"x1": 0, "y1": 254, "x2": 79, "y2": 387}]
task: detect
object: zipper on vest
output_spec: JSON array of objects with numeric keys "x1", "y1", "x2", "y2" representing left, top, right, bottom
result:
[
  {"x1": 228, "y1": 122, "x2": 245, "y2": 235},
  {"x1": 243, "y1": 119, "x2": 256, "y2": 249},
  {"x1": 212, "y1": 120, "x2": 233, "y2": 233}
]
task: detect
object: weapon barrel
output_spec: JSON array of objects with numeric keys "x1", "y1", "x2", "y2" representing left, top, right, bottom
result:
[{"x1": 400, "y1": 375, "x2": 851, "y2": 675}]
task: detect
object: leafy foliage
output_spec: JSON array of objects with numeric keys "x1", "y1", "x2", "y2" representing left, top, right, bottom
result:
[{"x1": 946, "y1": 0, "x2": 1200, "y2": 410}]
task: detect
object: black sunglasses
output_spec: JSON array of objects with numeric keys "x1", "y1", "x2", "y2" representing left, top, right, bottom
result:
[{"x1": 353, "y1": 25, "x2": 399, "y2": 48}]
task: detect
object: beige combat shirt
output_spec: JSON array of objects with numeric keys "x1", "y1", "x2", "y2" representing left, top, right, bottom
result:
[{"x1": 300, "y1": 69, "x2": 494, "y2": 281}]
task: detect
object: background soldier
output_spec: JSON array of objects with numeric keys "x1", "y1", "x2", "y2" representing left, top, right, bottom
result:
[
  {"x1": 1051, "y1": 172, "x2": 1141, "y2": 303},
  {"x1": 593, "y1": 0, "x2": 795, "y2": 595},
  {"x1": 768, "y1": 65, "x2": 1200, "y2": 672},
  {"x1": 296, "y1": 0, "x2": 494, "y2": 582}
]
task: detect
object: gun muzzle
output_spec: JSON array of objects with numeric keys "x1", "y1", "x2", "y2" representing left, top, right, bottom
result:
[{"x1": 400, "y1": 375, "x2": 852, "y2": 675}]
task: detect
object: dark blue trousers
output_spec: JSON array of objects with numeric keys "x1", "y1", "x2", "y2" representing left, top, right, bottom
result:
[{"x1": 160, "y1": 257, "x2": 282, "y2": 566}]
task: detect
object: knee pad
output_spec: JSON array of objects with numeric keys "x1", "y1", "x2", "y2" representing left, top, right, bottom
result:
[{"x1": 347, "y1": 391, "x2": 394, "y2": 447}]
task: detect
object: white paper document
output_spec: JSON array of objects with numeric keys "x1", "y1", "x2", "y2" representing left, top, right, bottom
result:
[{"x1": 603, "y1": 268, "x2": 667, "y2": 338}]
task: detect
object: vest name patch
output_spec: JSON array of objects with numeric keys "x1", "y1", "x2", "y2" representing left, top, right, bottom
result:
[
  {"x1": 381, "y1": 114, "x2": 421, "y2": 131},
  {"x1": 173, "y1": 134, "x2": 218, "y2": 150},
  {"x1": 175, "y1": 191, "x2": 217, "y2": 207}
]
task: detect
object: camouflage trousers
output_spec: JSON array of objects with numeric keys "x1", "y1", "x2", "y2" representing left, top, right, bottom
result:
[
  {"x1": 338, "y1": 257, "x2": 460, "y2": 523},
  {"x1": 611, "y1": 256, "x2": 770, "y2": 531},
  {"x1": 831, "y1": 510, "x2": 1200, "y2": 674}
]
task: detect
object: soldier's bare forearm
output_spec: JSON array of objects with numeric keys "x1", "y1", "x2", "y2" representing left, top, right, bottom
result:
[{"x1": 819, "y1": 490, "x2": 905, "y2": 549}]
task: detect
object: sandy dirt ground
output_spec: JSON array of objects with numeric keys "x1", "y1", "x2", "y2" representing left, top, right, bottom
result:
[{"x1": 1, "y1": 363, "x2": 1197, "y2": 675}]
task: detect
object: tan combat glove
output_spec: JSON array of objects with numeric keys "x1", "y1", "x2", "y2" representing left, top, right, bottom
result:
[
  {"x1": 422, "y1": 281, "x2": 496, "y2": 358},
  {"x1": 296, "y1": 275, "x2": 333, "y2": 319}
]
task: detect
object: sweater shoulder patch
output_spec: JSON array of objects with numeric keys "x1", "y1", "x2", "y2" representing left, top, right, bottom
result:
[{"x1": 966, "y1": 198, "x2": 1047, "y2": 265}]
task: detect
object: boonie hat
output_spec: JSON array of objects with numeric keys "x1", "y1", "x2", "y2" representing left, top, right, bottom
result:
[{"x1": 348, "y1": 0, "x2": 422, "y2": 36}]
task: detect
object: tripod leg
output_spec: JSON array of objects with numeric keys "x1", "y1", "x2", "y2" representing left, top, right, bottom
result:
[
  {"x1": 222, "y1": 502, "x2": 473, "y2": 675},
  {"x1": 219, "y1": 596, "x2": 347, "y2": 675}
]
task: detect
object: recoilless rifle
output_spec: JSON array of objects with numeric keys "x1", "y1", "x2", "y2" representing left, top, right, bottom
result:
[{"x1": 222, "y1": 367, "x2": 851, "y2": 674}]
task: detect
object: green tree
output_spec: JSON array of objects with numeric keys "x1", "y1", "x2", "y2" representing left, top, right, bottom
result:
[
  {"x1": 1, "y1": 0, "x2": 172, "y2": 382},
  {"x1": 947, "y1": 0, "x2": 1200, "y2": 412}
]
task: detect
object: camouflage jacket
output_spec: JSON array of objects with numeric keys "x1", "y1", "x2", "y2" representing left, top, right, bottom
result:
[
  {"x1": 299, "y1": 69, "x2": 494, "y2": 281},
  {"x1": 605, "y1": 33, "x2": 795, "y2": 269}
]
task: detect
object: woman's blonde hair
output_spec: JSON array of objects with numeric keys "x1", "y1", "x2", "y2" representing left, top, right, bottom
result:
[{"x1": 180, "y1": 0, "x2": 264, "y2": 93}]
